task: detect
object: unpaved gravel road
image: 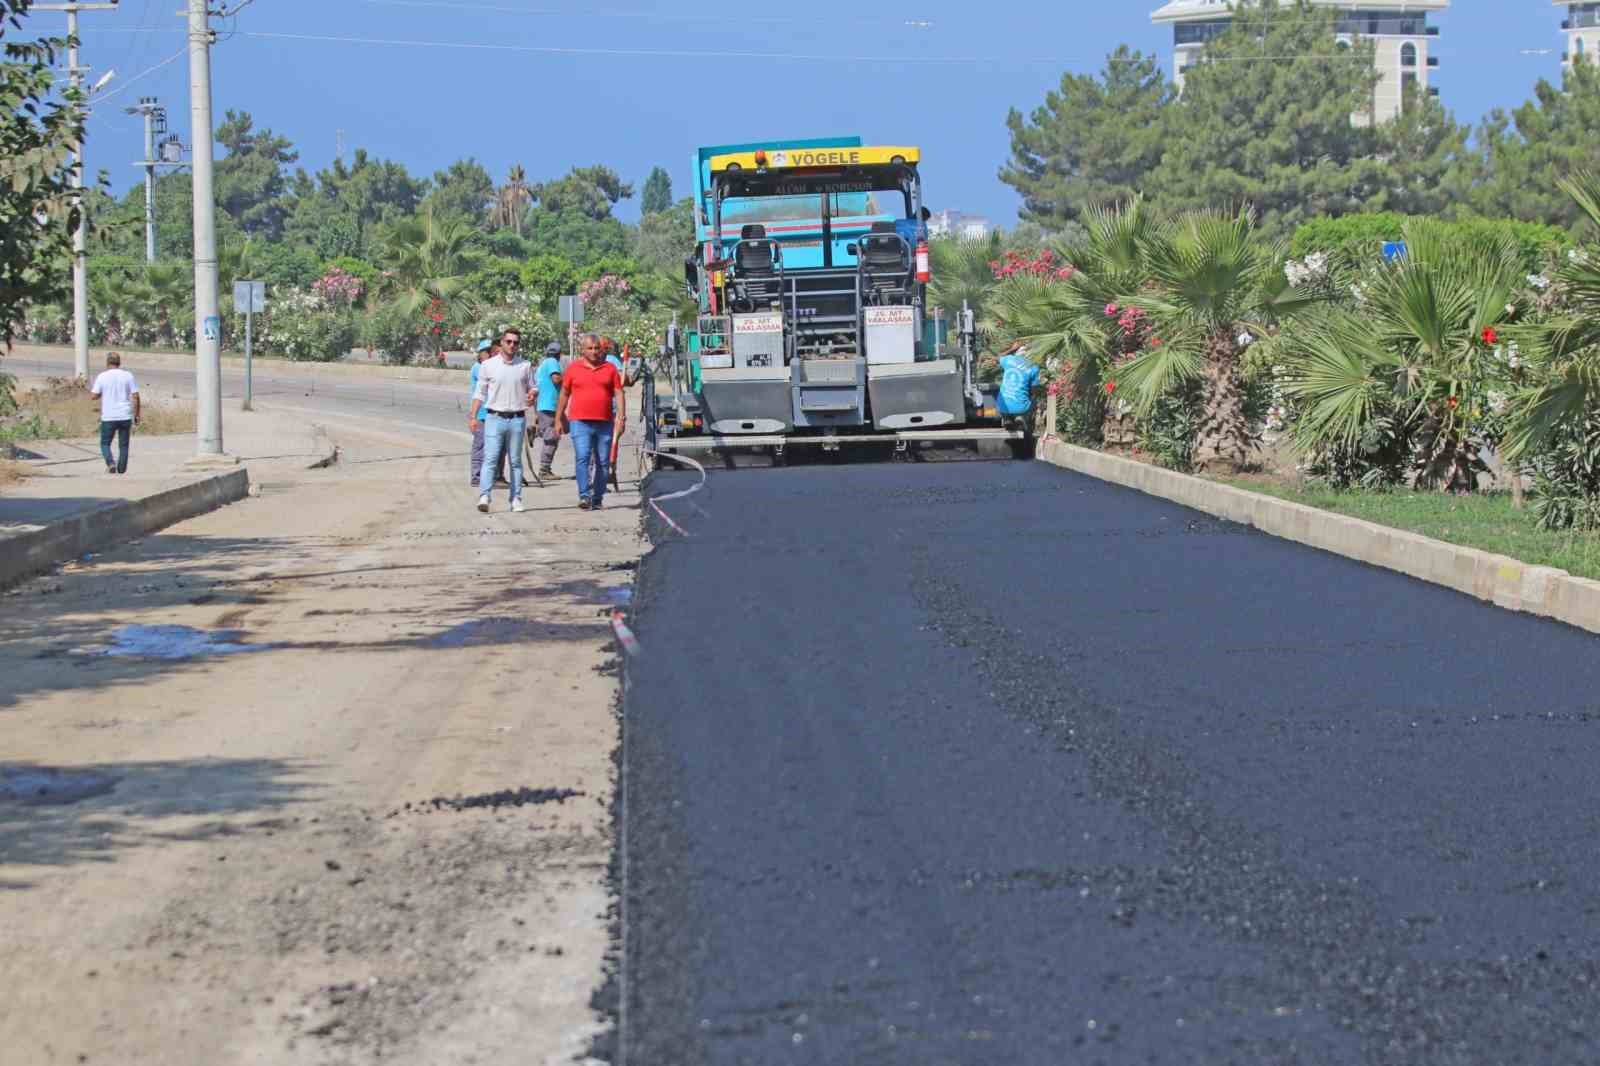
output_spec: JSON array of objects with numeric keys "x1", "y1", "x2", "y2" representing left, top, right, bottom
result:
[
  {"x1": 622, "y1": 459, "x2": 1600, "y2": 1065},
  {"x1": 1, "y1": 416, "x2": 638, "y2": 1065}
]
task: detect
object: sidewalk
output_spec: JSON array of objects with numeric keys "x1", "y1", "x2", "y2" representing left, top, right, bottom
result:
[{"x1": 1, "y1": 409, "x2": 336, "y2": 586}]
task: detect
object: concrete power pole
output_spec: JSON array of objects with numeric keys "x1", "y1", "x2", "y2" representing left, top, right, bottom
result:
[
  {"x1": 125, "y1": 97, "x2": 166, "y2": 262},
  {"x1": 36, "y1": 1, "x2": 120, "y2": 380},
  {"x1": 188, "y1": 0, "x2": 224, "y2": 457}
]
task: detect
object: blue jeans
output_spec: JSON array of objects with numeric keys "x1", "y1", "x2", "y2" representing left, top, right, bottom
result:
[
  {"x1": 100, "y1": 419, "x2": 131, "y2": 473},
  {"x1": 570, "y1": 420, "x2": 614, "y2": 503},
  {"x1": 470, "y1": 421, "x2": 508, "y2": 485},
  {"x1": 479, "y1": 413, "x2": 525, "y2": 501}
]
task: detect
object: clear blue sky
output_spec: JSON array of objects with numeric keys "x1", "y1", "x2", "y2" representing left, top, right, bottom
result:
[{"x1": 38, "y1": 0, "x2": 1575, "y2": 228}]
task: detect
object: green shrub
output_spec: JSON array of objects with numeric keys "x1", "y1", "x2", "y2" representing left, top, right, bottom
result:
[
  {"x1": 359, "y1": 302, "x2": 429, "y2": 365},
  {"x1": 464, "y1": 258, "x2": 523, "y2": 305},
  {"x1": 1529, "y1": 408, "x2": 1600, "y2": 530},
  {"x1": 1135, "y1": 382, "x2": 1203, "y2": 471},
  {"x1": 1054, "y1": 388, "x2": 1105, "y2": 447},
  {"x1": 1291, "y1": 214, "x2": 1572, "y2": 273},
  {"x1": 519, "y1": 254, "x2": 580, "y2": 303},
  {"x1": 324, "y1": 256, "x2": 379, "y2": 301}
]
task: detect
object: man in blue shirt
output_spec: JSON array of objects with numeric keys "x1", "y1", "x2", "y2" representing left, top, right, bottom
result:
[
  {"x1": 534, "y1": 340, "x2": 565, "y2": 478},
  {"x1": 467, "y1": 339, "x2": 507, "y2": 486},
  {"x1": 894, "y1": 206, "x2": 931, "y2": 257},
  {"x1": 997, "y1": 340, "x2": 1040, "y2": 430}
]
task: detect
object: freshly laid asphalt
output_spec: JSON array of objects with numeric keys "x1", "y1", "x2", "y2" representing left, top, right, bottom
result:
[{"x1": 618, "y1": 457, "x2": 1600, "y2": 1066}]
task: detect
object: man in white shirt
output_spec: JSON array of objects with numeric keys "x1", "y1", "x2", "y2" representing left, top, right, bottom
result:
[
  {"x1": 89, "y1": 352, "x2": 140, "y2": 474},
  {"x1": 468, "y1": 328, "x2": 535, "y2": 513}
]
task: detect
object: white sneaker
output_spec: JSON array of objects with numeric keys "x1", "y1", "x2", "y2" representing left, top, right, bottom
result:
[
  {"x1": 477, "y1": 494, "x2": 490, "y2": 513},
  {"x1": 511, "y1": 498, "x2": 526, "y2": 513}
]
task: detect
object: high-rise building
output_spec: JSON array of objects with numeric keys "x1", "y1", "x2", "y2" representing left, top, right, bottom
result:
[
  {"x1": 1557, "y1": 2, "x2": 1600, "y2": 66},
  {"x1": 1150, "y1": 0, "x2": 1448, "y2": 124}
]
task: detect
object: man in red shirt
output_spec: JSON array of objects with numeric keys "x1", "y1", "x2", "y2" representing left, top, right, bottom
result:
[{"x1": 556, "y1": 332, "x2": 626, "y2": 510}]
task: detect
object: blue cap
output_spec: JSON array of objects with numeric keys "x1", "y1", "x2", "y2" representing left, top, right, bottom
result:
[
  {"x1": 475, "y1": 339, "x2": 493, "y2": 352},
  {"x1": 545, "y1": 341, "x2": 563, "y2": 356}
]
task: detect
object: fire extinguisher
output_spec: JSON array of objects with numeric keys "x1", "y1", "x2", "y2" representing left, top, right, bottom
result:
[{"x1": 915, "y1": 240, "x2": 931, "y2": 283}]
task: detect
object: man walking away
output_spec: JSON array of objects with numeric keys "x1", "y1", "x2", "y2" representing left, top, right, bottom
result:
[
  {"x1": 90, "y1": 352, "x2": 139, "y2": 474},
  {"x1": 470, "y1": 328, "x2": 534, "y2": 513},
  {"x1": 556, "y1": 332, "x2": 625, "y2": 511},
  {"x1": 468, "y1": 338, "x2": 500, "y2": 487},
  {"x1": 534, "y1": 340, "x2": 564, "y2": 479}
]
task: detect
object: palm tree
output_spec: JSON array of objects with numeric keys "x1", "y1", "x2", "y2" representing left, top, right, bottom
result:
[
  {"x1": 492, "y1": 164, "x2": 533, "y2": 236},
  {"x1": 380, "y1": 204, "x2": 475, "y2": 314},
  {"x1": 379, "y1": 204, "x2": 478, "y2": 360},
  {"x1": 989, "y1": 200, "x2": 1158, "y2": 444},
  {"x1": 137, "y1": 262, "x2": 189, "y2": 347},
  {"x1": 1279, "y1": 218, "x2": 1524, "y2": 492},
  {"x1": 1116, "y1": 209, "x2": 1317, "y2": 473},
  {"x1": 927, "y1": 231, "x2": 1003, "y2": 325}
]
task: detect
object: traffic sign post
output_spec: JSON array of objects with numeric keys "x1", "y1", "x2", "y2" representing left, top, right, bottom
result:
[
  {"x1": 558, "y1": 294, "x2": 584, "y2": 365},
  {"x1": 233, "y1": 280, "x2": 265, "y2": 410}
]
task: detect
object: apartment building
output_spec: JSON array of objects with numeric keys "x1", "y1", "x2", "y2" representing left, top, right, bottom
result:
[
  {"x1": 1558, "y1": 2, "x2": 1600, "y2": 65},
  {"x1": 928, "y1": 210, "x2": 993, "y2": 240},
  {"x1": 1150, "y1": 0, "x2": 1448, "y2": 123}
]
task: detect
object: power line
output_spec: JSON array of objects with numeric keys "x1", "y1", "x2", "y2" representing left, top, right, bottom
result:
[
  {"x1": 359, "y1": 0, "x2": 932, "y2": 27},
  {"x1": 236, "y1": 29, "x2": 1410, "y2": 66},
  {"x1": 92, "y1": 47, "x2": 185, "y2": 103}
]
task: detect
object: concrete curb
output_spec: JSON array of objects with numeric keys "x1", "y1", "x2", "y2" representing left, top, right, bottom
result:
[
  {"x1": 1036, "y1": 438, "x2": 1600, "y2": 636},
  {"x1": 12, "y1": 344, "x2": 466, "y2": 387},
  {"x1": 0, "y1": 468, "x2": 251, "y2": 590}
]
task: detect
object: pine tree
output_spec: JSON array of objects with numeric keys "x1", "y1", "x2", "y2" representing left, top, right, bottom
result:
[
  {"x1": 999, "y1": 46, "x2": 1172, "y2": 230},
  {"x1": 1144, "y1": 0, "x2": 1386, "y2": 237},
  {"x1": 641, "y1": 166, "x2": 673, "y2": 216},
  {"x1": 1474, "y1": 61, "x2": 1600, "y2": 227}
]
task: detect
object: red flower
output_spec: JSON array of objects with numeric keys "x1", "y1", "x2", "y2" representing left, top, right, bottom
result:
[
  {"x1": 1104, "y1": 381, "x2": 1117, "y2": 395},
  {"x1": 1447, "y1": 395, "x2": 1459, "y2": 409},
  {"x1": 1481, "y1": 327, "x2": 1498, "y2": 346},
  {"x1": 1149, "y1": 337, "x2": 1162, "y2": 348}
]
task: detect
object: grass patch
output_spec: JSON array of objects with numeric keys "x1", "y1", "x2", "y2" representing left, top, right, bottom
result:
[
  {"x1": 0, "y1": 379, "x2": 193, "y2": 443},
  {"x1": 1221, "y1": 478, "x2": 1600, "y2": 581}
]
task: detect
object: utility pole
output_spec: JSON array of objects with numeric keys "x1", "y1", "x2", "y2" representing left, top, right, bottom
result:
[
  {"x1": 188, "y1": 0, "x2": 224, "y2": 458},
  {"x1": 125, "y1": 97, "x2": 166, "y2": 262},
  {"x1": 35, "y1": 1, "x2": 120, "y2": 381}
]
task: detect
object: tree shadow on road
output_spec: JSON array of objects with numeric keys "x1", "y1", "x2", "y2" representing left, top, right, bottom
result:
[{"x1": 0, "y1": 756, "x2": 314, "y2": 889}]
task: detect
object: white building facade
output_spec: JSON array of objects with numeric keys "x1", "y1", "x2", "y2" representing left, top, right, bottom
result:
[
  {"x1": 1150, "y1": 0, "x2": 1449, "y2": 124},
  {"x1": 928, "y1": 210, "x2": 993, "y2": 240},
  {"x1": 1558, "y1": 2, "x2": 1600, "y2": 66}
]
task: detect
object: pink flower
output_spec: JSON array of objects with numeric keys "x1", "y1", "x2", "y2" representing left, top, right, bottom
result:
[{"x1": 1105, "y1": 303, "x2": 1118, "y2": 316}]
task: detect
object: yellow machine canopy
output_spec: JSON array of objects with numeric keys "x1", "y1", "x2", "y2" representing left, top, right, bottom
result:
[{"x1": 708, "y1": 145, "x2": 921, "y2": 174}]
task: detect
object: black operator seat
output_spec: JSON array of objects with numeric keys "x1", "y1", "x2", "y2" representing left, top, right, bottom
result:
[
  {"x1": 860, "y1": 221, "x2": 909, "y2": 273},
  {"x1": 735, "y1": 223, "x2": 776, "y2": 276},
  {"x1": 859, "y1": 221, "x2": 910, "y2": 304}
]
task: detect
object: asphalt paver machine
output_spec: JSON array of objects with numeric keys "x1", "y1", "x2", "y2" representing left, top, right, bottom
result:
[{"x1": 645, "y1": 137, "x2": 1026, "y2": 464}]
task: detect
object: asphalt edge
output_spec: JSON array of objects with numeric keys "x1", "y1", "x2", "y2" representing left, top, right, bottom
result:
[
  {"x1": 1036, "y1": 437, "x2": 1600, "y2": 637},
  {"x1": 1, "y1": 468, "x2": 251, "y2": 590}
]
